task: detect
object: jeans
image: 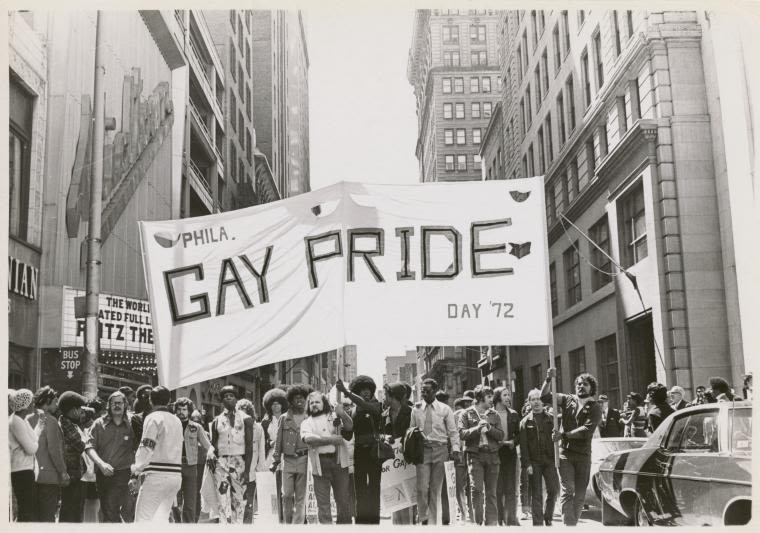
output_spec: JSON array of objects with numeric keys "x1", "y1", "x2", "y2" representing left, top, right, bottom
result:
[
  {"x1": 466, "y1": 450, "x2": 500, "y2": 525},
  {"x1": 179, "y1": 464, "x2": 198, "y2": 523},
  {"x1": 558, "y1": 453, "x2": 591, "y2": 526},
  {"x1": 11, "y1": 470, "x2": 37, "y2": 522},
  {"x1": 440, "y1": 475, "x2": 450, "y2": 524},
  {"x1": 497, "y1": 446, "x2": 519, "y2": 525},
  {"x1": 282, "y1": 469, "x2": 307, "y2": 524},
  {"x1": 194, "y1": 463, "x2": 204, "y2": 522},
  {"x1": 455, "y1": 462, "x2": 471, "y2": 523},
  {"x1": 313, "y1": 454, "x2": 352, "y2": 524},
  {"x1": 354, "y1": 445, "x2": 381, "y2": 524},
  {"x1": 135, "y1": 472, "x2": 182, "y2": 522},
  {"x1": 96, "y1": 468, "x2": 132, "y2": 522},
  {"x1": 36, "y1": 483, "x2": 60, "y2": 522},
  {"x1": 415, "y1": 443, "x2": 447, "y2": 524},
  {"x1": 529, "y1": 461, "x2": 560, "y2": 525},
  {"x1": 520, "y1": 463, "x2": 531, "y2": 513},
  {"x1": 60, "y1": 478, "x2": 84, "y2": 522}
]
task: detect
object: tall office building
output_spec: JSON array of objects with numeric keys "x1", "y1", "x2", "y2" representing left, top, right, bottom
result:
[
  {"x1": 478, "y1": 9, "x2": 753, "y2": 407},
  {"x1": 252, "y1": 10, "x2": 310, "y2": 199}
]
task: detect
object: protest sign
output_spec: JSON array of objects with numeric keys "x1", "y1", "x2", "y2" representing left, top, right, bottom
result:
[
  {"x1": 139, "y1": 179, "x2": 550, "y2": 388},
  {"x1": 380, "y1": 443, "x2": 417, "y2": 514},
  {"x1": 254, "y1": 471, "x2": 279, "y2": 523},
  {"x1": 444, "y1": 460, "x2": 458, "y2": 521}
]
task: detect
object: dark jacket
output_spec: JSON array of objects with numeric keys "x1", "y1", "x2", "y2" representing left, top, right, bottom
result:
[
  {"x1": 647, "y1": 403, "x2": 674, "y2": 433},
  {"x1": 672, "y1": 399, "x2": 689, "y2": 411},
  {"x1": 458, "y1": 406, "x2": 504, "y2": 453},
  {"x1": 599, "y1": 408, "x2": 623, "y2": 438},
  {"x1": 384, "y1": 404, "x2": 412, "y2": 442},
  {"x1": 498, "y1": 407, "x2": 520, "y2": 446},
  {"x1": 540, "y1": 392, "x2": 601, "y2": 457},
  {"x1": 519, "y1": 411, "x2": 555, "y2": 467},
  {"x1": 352, "y1": 399, "x2": 383, "y2": 448}
]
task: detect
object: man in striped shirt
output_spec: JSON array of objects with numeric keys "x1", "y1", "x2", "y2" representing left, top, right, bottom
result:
[{"x1": 130, "y1": 386, "x2": 183, "y2": 522}]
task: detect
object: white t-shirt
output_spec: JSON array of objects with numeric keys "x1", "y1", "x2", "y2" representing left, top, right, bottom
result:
[{"x1": 300, "y1": 414, "x2": 337, "y2": 454}]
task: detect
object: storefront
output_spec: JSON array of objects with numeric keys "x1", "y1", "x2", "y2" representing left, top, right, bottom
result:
[{"x1": 8, "y1": 250, "x2": 41, "y2": 389}]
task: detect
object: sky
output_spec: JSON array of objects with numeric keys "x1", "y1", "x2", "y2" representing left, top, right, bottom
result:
[{"x1": 306, "y1": 9, "x2": 421, "y2": 385}]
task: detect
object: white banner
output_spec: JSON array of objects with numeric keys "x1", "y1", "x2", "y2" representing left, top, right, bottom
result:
[
  {"x1": 380, "y1": 443, "x2": 418, "y2": 514},
  {"x1": 139, "y1": 179, "x2": 550, "y2": 389}
]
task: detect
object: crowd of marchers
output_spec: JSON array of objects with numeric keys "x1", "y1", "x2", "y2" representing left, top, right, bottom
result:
[{"x1": 7, "y1": 371, "x2": 752, "y2": 525}]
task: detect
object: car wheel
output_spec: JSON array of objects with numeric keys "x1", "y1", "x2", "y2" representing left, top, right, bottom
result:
[{"x1": 634, "y1": 497, "x2": 651, "y2": 526}]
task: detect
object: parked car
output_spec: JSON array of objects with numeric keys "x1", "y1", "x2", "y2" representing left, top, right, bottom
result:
[
  {"x1": 595, "y1": 401, "x2": 751, "y2": 526},
  {"x1": 586, "y1": 437, "x2": 647, "y2": 507}
]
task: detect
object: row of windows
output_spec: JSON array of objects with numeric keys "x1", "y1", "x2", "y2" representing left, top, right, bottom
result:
[
  {"x1": 443, "y1": 101, "x2": 493, "y2": 120},
  {"x1": 443, "y1": 128, "x2": 482, "y2": 146},
  {"x1": 442, "y1": 76, "x2": 493, "y2": 94},
  {"x1": 443, "y1": 50, "x2": 489, "y2": 67},
  {"x1": 549, "y1": 181, "x2": 648, "y2": 316},
  {"x1": 442, "y1": 23, "x2": 487, "y2": 44},
  {"x1": 443, "y1": 153, "x2": 482, "y2": 172}
]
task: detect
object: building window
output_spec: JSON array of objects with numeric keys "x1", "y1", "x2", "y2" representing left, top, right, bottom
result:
[
  {"x1": 457, "y1": 155, "x2": 467, "y2": 171},
  {"x1": 444, "y1": 129, "x2": 454, "y2": 145},
  {"x1": 470, "y1": 77, "x2": 480, "y2": 93},
  {"x1": 238, "y1": 111, "x2": 244, "y2": 145},
  {"x1": 238, "y1": 18, "x2": 244, "y2": 50},
  {"x1": 578, "y1": 10, "x2": 586, "y2": 27},
  {"x1": 589, "y1": 215, "x2": 612, "y2": 291},
  {"x1": 470, "y1": 24, "x2": 486, "y2": 42},
  {"x1": 553, "y1": 24, "x2": 561, "y2": 73},
  {"x1": 554, "y1": 355, "x2": 563, "y2": 391},
  {"x1": 483, "y1": 102, "x2": 492, "y2": 118},
  {"x1": 545, "y1": 114, "x2": 553, "y2": 164},
  {"x1": 550, "y1": 262, "x2": 558, "y2": 316},
  {"x1": 566, "y1": 74, "x2": 577, "y2": 132},
  {"x1": 473, "y1": 128, "x2": 482, "y2": 145},
  {"x1": 9, "y1": 77, "x2": 33, "y2": 242},
  {"x1": 562, "y1": 10, "x2": 571, "y2": 55},
  {"x1": 537, "y1": 126, "x2": 545, "y2": 174},
  {"x1": 531, "y1": 364, "x2": 543, "y2": 390},
  {"x1": 568, "y1": 157, "x2": 579, "y2": 202},
  {"x1": 516, "y1": 44, "x2": 523, "y2": 81},
  {"x1": 474, "y1": 154, "x2": 482, "y2": 170},
  {"x1": 230, "y1": 145, "x2": 237, "y2": 180},
  {"x1": 546, "y1": 182, "x2": 555, "y2": 225},
  {"x1": 619, "y1": 181, "x2": 648, "y2": 267},
  {"x1": 581, "y1": 48, "x2": 591, "y2": 108},
  {"x1": 569, "y1": 346, "x2": 586, "y2": 377},
  {"x1": 531, "y1": 11, "x2": 538, "y2": 48},
  {"x1": 586, "y1": 138, "x2": 596, "y2": 176},
  {"x1": 456, "y1": 128, "x2": 466, "y2": 145},
  {"x1": 444, "y1": 103, "x2": 453, "y2": 119},
  {"x1": 229, "y1": 41, "x2": 236, "y2": 81},
  {"x1": 444, "y1": 51, "x2": 460, "y2": 67},
  {"x1": 471, "y1": 50, "x2": 487, "y2": 66},
  {"x1": 527, "y1": 144, "x2": 535, "y2": 176},
  {"x1": 596, "y1": 334, "x2": 619, "y2": 406},
  {"x1": 445, "y1": 155, "x2": 455, "y2": 171},
  {"x1": 522, "y1": 154, "x2": 529, "y2": 178},
  {"x1": 246, "y1": 85, "x2": 252, "y2": 119},
  {"x1": 482, "y1": 77, "x2": 491, "y2": 93},
  {"x1": 519, "y1": 99, "x2": 526, "y2": 134},
  {"x1": 230, "y1": 92, "x2": 237, "y2": 131},
  {"x1": 557, "y1": 93, "x2": 566, "y2": 146},
  {"x1": 525, "y1": 87, "x2": 532, "y2": 125},
  {"x1": 625, "y1": 11, "x2": 634, "y2": 39},
  {"x1": 443, "y1": 77, "x2": 452, "y2": 93},
  {"x1": 554, "y1": 178, "x2": 565, "y2": 215},
  {"x1": 443, "y1": 25, "x2": 460, "y2": 44},
  {"x1": 238, "y1": 65, "x2": 244, "y2": 97},
  {"x1": 246, "y1": 129, "x2": 252, "y2": 164},
  {"x1": 593, "y1": 29, "x2": 604, "y2": 89},
  {"x1": 534, "y1": 66, "x2": 542, "y2": 105},
  {"x1": 230, "y1": 11, "x2": 236, "y2": 28},
  {"x1": 613, "y1": 11, "x2": 622, "y2": 57},
  {"x1": 454, "y1": 77, "x2": 464, "y2": 93},
  {"x1": 471, "y1": 102, "x2": 481, "y2": 118},
  {"x1": 521, "y1": 31, "x2": 529, "y2": 71},
  {"x1": 455, "y1": 102, "x2": 465, "y2": 119},
  {"x1": 564, "y1": 243, "x2": 582, "y2": 306},
  {"x1": 541, "y1": 51, "x2": 549, "y2": 94}
]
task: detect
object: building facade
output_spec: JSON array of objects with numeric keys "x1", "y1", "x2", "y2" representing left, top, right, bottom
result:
[
  {"x1": 483, "y1": 9, "x2": 751, "y2": 408},
  {"x1": 408, "y1": 9, "x2": 502, "y2": 182},
  {"x1": 8, "y1": 12, "x2": 47, "y2": 389},
  {"x1": 251, "y1": 10, "x2": 310, "y2": 198}
]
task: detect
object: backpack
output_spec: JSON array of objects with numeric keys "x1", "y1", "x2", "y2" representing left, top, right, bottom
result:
[{"x1": 402, "y1": 426, "x2": 424, "y2": 465}]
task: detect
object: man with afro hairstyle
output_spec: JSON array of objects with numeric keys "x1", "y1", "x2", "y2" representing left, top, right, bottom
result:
[
  {"x1": 646, "y1": 382, "x2": 674, "y2": 433},
  {"x1": 271, "y1": 384, "x2": 311, "y2": 524}
]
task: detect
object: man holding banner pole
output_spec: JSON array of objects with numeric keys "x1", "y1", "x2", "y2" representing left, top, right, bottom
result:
[{"x1": 540, "y1": 368, "x2": 602, "y2": 526}]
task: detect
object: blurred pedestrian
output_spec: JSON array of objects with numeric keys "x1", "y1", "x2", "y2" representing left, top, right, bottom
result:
[
  {"x1": 709, "y1": 376, "x2": 734, "y2": 402},
  {"x1": 598, "y1": 394, "x2": 623, "y2": 437},
  {"x1": 452, "y1": 397, "x2": 472, "y2": 524},
  {"x1": 410, "y1": 378, "x2": 460, "y2": 525},
  {"x1": 689, "y1": 386, "x2": 708, "y2": 406},
  {"x1": 519, "y1": 389, "x2": 560, "y2": 526},
  {"x1": 30, "y1": 386, "x2": 66, "y2": 522},
  {"x1": 646, "y1": 383, "x2": 674, "y2": 433},
  {"x1": 493, "y1": 386, "x2": 520, "y2": 525},
  {"x1": 384, "y1": 382, "x2": 412, "y2": 524},
  {"x1": 119, "y1": 387, "x2": 136, "y2": 414},
  {"x1": 130, "y1": 386, "x2": 183, "y2": 522},
  {"x1": 174, "y1": 397, "x2": 216, "y2": 523},
  {"x1": 261, "y1": 387, "x2": 288, "y2": 522},
  {"x1": 458, "y1": 385, "x2": 503, "y2": 525},
  {"x1": 235, "y1": 399, "x2": 267, "y2": 523},
  {"x1": 621, "y1": 393, "x2": 648, "y2": 437},
  {"x1": 58, "y1": 391, "x2": 88, "y2": 522},
  {"x1": 434, "y1": 389, "x2": 452, "y2": 525},
  {"x1": 742, "y1": 374, "x2": 752, "y2": 400},
  {"x1": 541, "y1": 369, "x2": 602, "y2": 526},
  {"x1": 668, "y1": 386, "x2": 689, "y2": 411},
  {"x1": 9, "y1": 389, "x2": 42, "y2": 522}
]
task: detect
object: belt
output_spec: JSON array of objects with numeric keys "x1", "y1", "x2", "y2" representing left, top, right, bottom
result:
[
  {"x1": 286, "y1": 449, "x2": 309, "y2": 458},
  {"x1": 319, "y1": 452, "x2": 336, "y2": 457}
]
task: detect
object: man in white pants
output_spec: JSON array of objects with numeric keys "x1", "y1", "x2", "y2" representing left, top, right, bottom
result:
[{"x1": 130, "y1": 386, "x2": 183, "y2": 522}]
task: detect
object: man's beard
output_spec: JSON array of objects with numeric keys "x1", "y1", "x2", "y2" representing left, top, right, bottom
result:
[
  {"x1": 309, "y1": 407, "x2": 321, "y2": 416},
  {"x1": 577, "y1": 389, "x2": 590, "y2": 398}
]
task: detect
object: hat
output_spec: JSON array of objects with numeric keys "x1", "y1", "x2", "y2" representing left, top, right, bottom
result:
[
  {"x1": 669, "y1": 386, "x2": 685, "y2": 396},
  {"x1": 10, "y1": 389, "x2": 33, "y2": 412},
  {"x1": 58, "y1": 391, "x2": 87, "y2": 414},
  {"x1": 598, "y1": 394, "x2": 609, "y2": 401},
  {"x1": 349, "y1": 375, "x2": 376, "y2": 396}
]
